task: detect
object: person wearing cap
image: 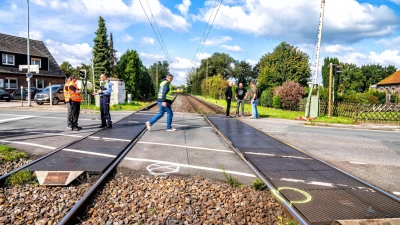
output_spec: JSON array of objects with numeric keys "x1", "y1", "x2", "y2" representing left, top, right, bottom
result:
[
  {"x1": 145, "y1": 74, "x2": 176, "y2": 131},
  {"x1": 68, "y1": 75, "x2": 83, "y2": 131}
]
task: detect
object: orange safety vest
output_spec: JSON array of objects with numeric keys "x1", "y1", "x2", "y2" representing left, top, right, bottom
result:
[
  {"x1": 69, "y1": 81, "x2": 82, "y2": 102},
  {"x1": 64, "y1": 82, "x2": 70, "y2": 102}
]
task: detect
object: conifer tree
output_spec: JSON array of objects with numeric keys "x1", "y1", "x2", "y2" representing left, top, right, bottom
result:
[{"x1": 92, "y1": 16, "x2": 111, "y2": 88}]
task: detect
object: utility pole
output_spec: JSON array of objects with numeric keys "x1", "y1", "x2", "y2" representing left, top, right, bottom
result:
[
  {"x1": 206, "y1": 60, "x2": 208, "y2": 98},
  {"x1": 27, "y1": 0, "x2": 31, "y2": 106},
  {"x1": 156, "y1": 63, "x2": 158, "y2": 96},
  {"x1": 328, "y1": 63, "x2": 333, "y2": 118}
]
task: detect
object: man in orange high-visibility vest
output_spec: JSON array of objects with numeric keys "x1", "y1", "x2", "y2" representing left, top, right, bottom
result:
[
  {"x1": 68, "y1": 75, "x2": 83, "y2": 131},
  {"x1": 64, "y1": 77, "x2": 72, "y2": 129}
]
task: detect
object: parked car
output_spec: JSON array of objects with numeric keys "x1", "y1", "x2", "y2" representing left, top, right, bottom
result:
[
  {"x1": 12, "y1": 87, "x2": 41, "y2": 100},
  {"x1": 34, "y1": 84, "x2": 65, "y2": 105},
  {"x1": 0, "y1": 88, "x2": 12, "y2": 102}
]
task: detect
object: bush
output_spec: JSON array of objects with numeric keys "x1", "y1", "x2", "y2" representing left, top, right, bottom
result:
[
  {"x1": 277, "y1": 81, "x2": 306, "y2": 110},
  {"x1": 273, "y1": 95, "x2": 281, "y2": 109},
  {"x1": 260, "y1": 88, "x2": 274, "y2": 107}
]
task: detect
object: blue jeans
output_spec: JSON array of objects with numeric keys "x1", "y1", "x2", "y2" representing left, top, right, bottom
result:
[
  {"x1": 149, "y1": 101, "x2": 173, "y2": 129},
  {"x1": 252, "y1": 99, "x2": 259, "y2": 118}
]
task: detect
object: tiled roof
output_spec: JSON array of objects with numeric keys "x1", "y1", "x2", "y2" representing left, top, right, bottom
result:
[
  {"x1": 0, "y1": 33, "x2": 64, "y2": 77},
  {"x1": 378, "y1": 70, "x2": 400, "y2": 85}
]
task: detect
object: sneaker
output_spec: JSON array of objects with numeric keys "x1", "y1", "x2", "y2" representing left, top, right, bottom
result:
[
  {"x1": 67, "y1": 126, "x2": 71, "y2": 129},
  {"x1": 166, "y1": 128, "x2": 177, "y2": 131},
  {"x1": 106, "y1": 124, "x2": 112, "y2": 128},
  {"x1": 72, "y1": 126, "x2": 82, "y2": 131},
  {"x1": 146, "y1": 121, "x2": 151, "y2": 130}
]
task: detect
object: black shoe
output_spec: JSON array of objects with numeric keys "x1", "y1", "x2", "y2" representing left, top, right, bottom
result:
[
  {"x1": 106, "y1": 124, "x2": 112, "y2": 128},
  {"x1": 98, "y1": 125, "x2": 107, "y2": 128},
  {"x1": 73, "y1": 126, "x2": 82, "y2": 131}
]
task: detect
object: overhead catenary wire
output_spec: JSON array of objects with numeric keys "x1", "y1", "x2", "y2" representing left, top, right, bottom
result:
[
  {"x1": 139, "y1": 0, "x2": 174, "y2": 71},
  {"x1": 191, "y1": 0, "x2": 224, "y2": 66}
]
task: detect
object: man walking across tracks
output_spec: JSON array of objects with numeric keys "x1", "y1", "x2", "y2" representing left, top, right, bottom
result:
[
  {"x1": 68, "y1": 75, "x2": 83, "y2": 131},
  {"x1": 146, "y1": 74, "x2": 176, "y2": 131},
  {"x1": 95, "y1": 73, "x2": 113, "y2": 128},
  {"x1": 235, "y1": 82, "x2": 247, "y2": 118},
  {"x1": 224, "y1": 81, "x2": 233, "y2": 118}
]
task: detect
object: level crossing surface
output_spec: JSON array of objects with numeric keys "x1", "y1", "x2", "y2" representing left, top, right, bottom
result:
[{"x1": 207, "y1": 114, "x2": 400, "y2": 224}]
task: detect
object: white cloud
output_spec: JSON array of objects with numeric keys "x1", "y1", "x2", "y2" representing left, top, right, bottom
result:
[
  {"x1": 377, "y1": 36, "x2": 400, "y2": 50},
  {"x1": 142, "y1": 37, "x2": 155, "y2": 44},
  {"x1": 196, "y1": 52, "x2": 211, "y2": 60},
  {"x1": 389, "y1": 0, "x2": 400, "y2": 5},
  {"x1": 246, "y1": 59, "x2": 257, "y2": 65},
  {"x1": 122, "y1": 34, "x2": 133, "y2": 42},
  {"x1": 171, "y1": 57, "x2": 195, "y2": 70},
  {"x1": 19, "y1": 30, "x2": 44, "y2": 41},
  {"x1": 203, "y1": 36, "x2": 232, "y2": 46},
  {"x1": 44, "y1": 40, "x2": 92, "y2": 67},
  {"x1": 140, "y1": 52, "x2": 164, "y2": 60},
  {"x1": 31, "y1": 0, "x2": 46, "y2": 6},
  {"x1": 220, "y1": 45, "x2": 243, "y2": 52},
  {"x1": 195, "y1": 0, "x2": 399, "y2": 44},
  {"x1": 175, "y1": 0, "x2": 191, "y2": 16},
  {"x1": 323, "y1": 44, "x2": 354, "y2": 54},
  {"x1": 11, "y1": 3, "x2": 18, "y2": 10},
  {"x1": 341, "y1": 50, "x2": 400, "y2": 68}
]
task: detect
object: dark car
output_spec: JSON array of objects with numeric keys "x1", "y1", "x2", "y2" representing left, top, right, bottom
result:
[
  {"x1": 12, "y1": 87, "x2": 41, "y2": 100},
  {"x1": 0, "y1": 88, "x2": 12, "y2": 102}
]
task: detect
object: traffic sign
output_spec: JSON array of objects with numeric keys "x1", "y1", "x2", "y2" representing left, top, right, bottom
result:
[{"x1": 26, "y1": 73, "x2": 33, "y2": 78}]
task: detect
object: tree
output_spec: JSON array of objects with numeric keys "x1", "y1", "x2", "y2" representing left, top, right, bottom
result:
[
  {"x1": 232, "y1": 60, "x2": 253, "y2": 85},
  {"x1": 117, "y1": 49, "x2": 142, "y2": 99},
  {"x1": 258, "y1": 42, "x2": 311, "y2": 90},
  {"x1": 92, "y1": 16, "x2": 111, "y2": 89},
  {"x1": 60, "y1": 61, "x2": 75, "y2": 76},
  {"x1": 149, "y1": 61, "x2": 170, "y2": 94},
  {"x1": 277, "y1": 81, "x2": 306, "y2": 110},
  {"x1": 321, "y1": 57, "x2": 340, "y2": 89},
  {"x1": 109, "y1": 33, "x2": 118, "y2": 78}
]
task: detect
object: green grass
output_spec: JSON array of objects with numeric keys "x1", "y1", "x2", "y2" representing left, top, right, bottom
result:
[
  {"x1": 0, "y1": 145, "x2": 28, "y2": 162},
  {"x1": 252, "y1": 178, "x2": 266, "y2": 190},
  {"x1": 6, "y1": 170, "x2": 37, "y2": 186},
  {"x1": 80, "y1": 101, "x2": 150, "y2": 111},
  {"x1": 197, "y1": 95, "x2": 357, "y2": 124}
]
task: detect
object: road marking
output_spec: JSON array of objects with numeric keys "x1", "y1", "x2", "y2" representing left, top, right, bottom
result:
[
  {"x1": 124, "y1": 157, "x2": 256, "y2": 177},
  {"x1": 349, "y1": 161, "x2": 367, "y2": 165},
  {"x1": 0, "y1": 114, "x2": 93, "y2": 121},
  {"x1": 245, "y1": 152, "x2": 275, "y2": 156},
  {"x1": 0, "y1": 140, "x2": 55, "y2": 149},
  {"x1": 29, "y1": 132, "x2": 83, "y2": 138},
  {"x1": 393, "y1": 192, "x2": 400, "y2": 196},
  {"x1": 90, "y1": 136, "x2": 131, "y2": 142},
  {"x1": 137, "y1": 141, "x2": 233, "y2": 153},
  {"x1": 63, "y1": 148, "x2": 116, "y2": 158},
  {"x1": 0, "y1": 116, "x2": 34, "y2": 123}
]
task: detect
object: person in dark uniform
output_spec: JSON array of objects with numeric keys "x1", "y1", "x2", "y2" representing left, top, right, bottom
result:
[
  {"x1": 145, "y1": 74, "x2": 176, "y2": 131},
  {"x1": 224, "y1": 81, "x2": 233, "y2": 118},
  {"x1": 96, "y1": 73, "x2": 113, "y2": 128},
  {"x1": 68, "y1": 75, "x2": 83, "y2": 131}
]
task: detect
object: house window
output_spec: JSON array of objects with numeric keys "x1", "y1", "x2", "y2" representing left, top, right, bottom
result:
[
  {"x1": 2, "y1": 54, "x2": 15, "y2": 65},
  {"x1": 35, "y1": 79, "x2": 44, "y2": 90},
  {"x1": 31, "y1": 58, "x2": 41, "y2": 68},
  {"x1": 5, "y1": 78, "x2": 18, "y2": 89}
]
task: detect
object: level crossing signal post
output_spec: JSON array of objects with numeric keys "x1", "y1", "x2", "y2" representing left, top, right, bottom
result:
[
  {"x1": 328, "y1": 64, "x2": 342, "y2": 118},
  {"x1": 79, "y1": 69, "x2": 88, "y2": 103}
]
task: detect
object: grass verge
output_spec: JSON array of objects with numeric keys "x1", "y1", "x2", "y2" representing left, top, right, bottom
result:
[
  {"x1": 6, "y1": 170, "x2": 38, "y2": 186},
  {"x1": 0, "y1": 145, "x2": 28, "y2": 162},
  {"x1": 80, "y1": 101, "x2": 150, "y2": 111}
]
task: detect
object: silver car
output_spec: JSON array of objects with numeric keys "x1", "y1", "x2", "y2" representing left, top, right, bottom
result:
[{"x1": 34, "y1": 84, "x2": 65, "y2": 105}]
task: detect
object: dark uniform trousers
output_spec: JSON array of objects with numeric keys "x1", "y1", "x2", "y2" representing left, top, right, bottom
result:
[
  {"x1": 66, "y1": 102, "x2": 72, "y2": 127},
  {"x1": 100, "y1": 95, "x2": 112, "y2": 126},
  {"x1": 226, "y1": 98, "x2": 231, "y2": 116},
  {"x1": 70, "y1": 101, "x2": 80, "y2": 127}
]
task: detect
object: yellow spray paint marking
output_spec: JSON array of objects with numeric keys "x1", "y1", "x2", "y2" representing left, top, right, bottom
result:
[{"x1": 277, "y1": 187, "x2": 312, "y2": 205}]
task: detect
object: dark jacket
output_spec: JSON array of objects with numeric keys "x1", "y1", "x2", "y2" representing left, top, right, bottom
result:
[{"x1": 225, "y1": 86, "x2": 232, "y2": 99}]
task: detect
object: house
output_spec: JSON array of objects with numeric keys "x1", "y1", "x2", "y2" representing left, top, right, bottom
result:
[
  {"x1": 376, "y1": 70, "x2": 400, "y2": 102},
  {"x1": 0, "y1": 33, "x2": 65, "y2": 93}
]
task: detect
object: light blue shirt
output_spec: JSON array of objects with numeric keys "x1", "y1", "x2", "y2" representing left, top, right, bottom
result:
[{"x1": 100, "y1": 80, "x2": 113, "y2": 96}]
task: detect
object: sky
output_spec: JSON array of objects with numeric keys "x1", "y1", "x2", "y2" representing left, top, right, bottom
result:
[{"x1": 1, "y1": 0, "x2": 400, "y2": 86}]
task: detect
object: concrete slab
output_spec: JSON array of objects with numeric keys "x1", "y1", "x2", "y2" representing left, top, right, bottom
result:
[{"x1": 120, "y1": 112, "x2": 256, "y2": 185}]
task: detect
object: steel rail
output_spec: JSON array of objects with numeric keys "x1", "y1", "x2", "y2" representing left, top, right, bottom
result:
[
  {"x1": 184, "y1": 94, "x2": 310, "y2": 225},
  {"x1": 58, "y1": 122, "x2": 148, "y2": 225},
  {"x1": 0, "y1": 102, "x2": 156, "y2": 184}
]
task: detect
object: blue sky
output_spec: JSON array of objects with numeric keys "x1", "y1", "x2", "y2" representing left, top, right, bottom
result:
[{"x1": 1, "y1": 0, "x2": 400, "y2": 85}]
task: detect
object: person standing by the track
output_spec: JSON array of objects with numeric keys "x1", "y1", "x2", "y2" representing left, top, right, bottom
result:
[
  {"x1": 94, "y1": 73, "x2": 113, "y2": 128},
  {"x1": 64, "y1": 77, "x2": 72, "y2": 129},
  {"x1": 250, "y1": 81, "x2": 259, "y2": 119},
  {"x1": 145, "y1": 74, "x2": 176, "y2": 131},
  {"x1": 235, "y1": 82, "x2": 247, "y2": 118},
  {"x1": 68, "y1": 75, "x2": 83, "y2": 131},
  {"x1": 224, "y1": 81, "x2": 233, "y2": 118}
]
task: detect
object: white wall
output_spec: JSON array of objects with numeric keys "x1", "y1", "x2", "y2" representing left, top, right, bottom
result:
[{"x1": 110, "y1": 80, "x2": 125, "y2": 105}]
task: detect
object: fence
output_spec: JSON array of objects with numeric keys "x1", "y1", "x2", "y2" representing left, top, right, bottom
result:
[{"x1": 320, "y1": 101, "x2": 400, "y2": 123}]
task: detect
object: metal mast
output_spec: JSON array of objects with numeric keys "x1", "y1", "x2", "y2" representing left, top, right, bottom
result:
[{"x1": 313, "y1": 0, "x2": 326, "y2": 84}]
